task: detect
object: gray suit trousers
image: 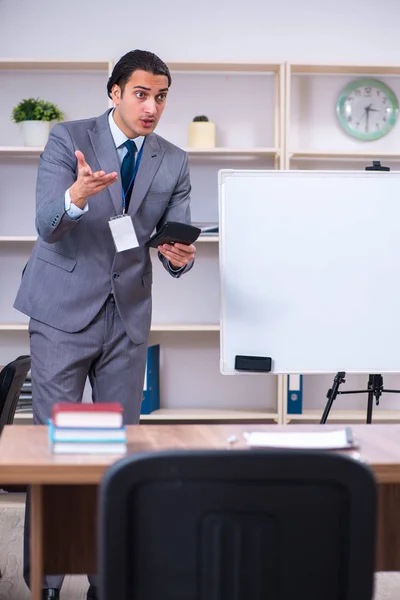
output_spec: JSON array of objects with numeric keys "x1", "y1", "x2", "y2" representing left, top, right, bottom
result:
[{"x1": 24, "y1": 294, "x2": 148, "y2": 590}]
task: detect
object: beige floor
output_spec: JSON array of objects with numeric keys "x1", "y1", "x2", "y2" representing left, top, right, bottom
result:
[
  {"x1": 0, "y1": 494, "x2": 88, "y2": 599},
  {"x1": 0, "y1": 494, "x2": 398, "y2": 600}
]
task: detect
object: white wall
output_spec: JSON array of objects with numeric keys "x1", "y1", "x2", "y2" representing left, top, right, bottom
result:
[{"x1": 0, "y1": 0, "x2": 399, "y2": 64}]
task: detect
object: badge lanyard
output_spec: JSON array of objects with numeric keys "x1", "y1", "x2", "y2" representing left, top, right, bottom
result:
[{"x1": 121, "y1": 140, "x2": 145, "y2": 215}]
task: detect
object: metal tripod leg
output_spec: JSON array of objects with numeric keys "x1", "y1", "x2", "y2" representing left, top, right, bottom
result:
[
  {"x1": 320, "y1": 372, "x2": 346, "y2": 424},
  {"x1": 366, "y1": 374, "x2": 374, "y2": 424},
  {"x1": 367, "y1": 374, "x2": 383, "y2": 424}
]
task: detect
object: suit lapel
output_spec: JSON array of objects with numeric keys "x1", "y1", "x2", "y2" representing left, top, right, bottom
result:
[
  {"x1": 128, "y1": 134, "x2": 165, "y2": 217},
  {"x1": 88, "y1": 112, "x2": 122, "y2": 215}
]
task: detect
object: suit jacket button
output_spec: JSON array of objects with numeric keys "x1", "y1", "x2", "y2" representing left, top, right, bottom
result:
[{"x1": 112, "y1": 272, "x2": 119, "y2": 279}]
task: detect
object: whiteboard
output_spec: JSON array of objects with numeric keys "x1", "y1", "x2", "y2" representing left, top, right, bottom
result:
[{"x1": 219, "y1": 170, "x2": 400, "y2": 374}]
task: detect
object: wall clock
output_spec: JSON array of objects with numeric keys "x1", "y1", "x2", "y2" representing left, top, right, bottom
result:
[{"x1": 336, "y1": 78, "x2": 398, "y2": 141}]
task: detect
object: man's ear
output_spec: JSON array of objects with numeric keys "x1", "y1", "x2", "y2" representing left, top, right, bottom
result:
[{"x1": 111, "y1": 85, "x2": 121, "y2": 103}]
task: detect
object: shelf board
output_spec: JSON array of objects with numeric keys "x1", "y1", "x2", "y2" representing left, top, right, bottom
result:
[
  {"x1": 1, "y1": 323, "x2": 219, "y2": 333},
  {"x1": 151, "y1": 324, "x2": 219, "y2": 332},
  {"x1": 0, "y1": 235, "x2": 216, "y2": 244},
  {"x1": 168, "y1": 62, "x2": 281, "y2": 73},
  {"x1": 0, "y1": 324, "x2": 28, "y2": 331},
  {"x1": 0, "y1": 59, "x2": 111, "y2": 71},
  {"x1": 289, "y1": 150, "x2": 400, "y2": 161},
  {"x1": 14, "y1": 408, "x2": 279, "y2": 424},
  {"x1": 0, "y1": 146, "x2": 279, "y2": 158},
  {"x1": 14, "y1": 412, "x2": 33, "y2": 421},
  {"x1": 290, "y1": 64, "x2": 400, "y2": 76},
  {"x1": 287, "y1": 410, "x2": 400, "y2": 422},
  {"x1": 186, "y1": 147, "x2": 279, "y2": 156},
  {"x1": 140, "y1": 408, "x2": 279, "y2": 422},
  {"x1": 197, "y1": 235, "x2": 219, "y2": 243},
  {"x1": 0, "y1": 236, "x2": 37, "y2": 242},
  {"x1": 16, "y1": 408, "x2": 400, "y2": 423},
  {"x1": 0, "y1": 146, "x2": 43, "y2": 156}
]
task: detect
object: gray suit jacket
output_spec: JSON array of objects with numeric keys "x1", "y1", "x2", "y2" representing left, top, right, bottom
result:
[{"x1": 14, "y1": 110, "x2": 193, "y2": 344}]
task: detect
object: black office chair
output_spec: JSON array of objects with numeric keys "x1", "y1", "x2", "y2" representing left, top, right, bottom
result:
[
  {"x1": 98, "y1": 450, "x2": 377, "y2": 600},
  {"x1": 0, "y1": 355, "x2": 31, "y2": 433}
]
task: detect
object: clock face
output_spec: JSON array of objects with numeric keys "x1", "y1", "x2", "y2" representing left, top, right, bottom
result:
[{"x1": 336, "y1": 78, "x2": 399, "y2": 141}]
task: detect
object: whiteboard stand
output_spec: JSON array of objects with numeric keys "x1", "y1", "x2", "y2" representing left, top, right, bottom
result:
[
  {"x1": 220, "y1": 166, "x2": 400, "y2": 430},
  {"x1": 321, "y1": 372, "x2": 400, "y2": 424}
]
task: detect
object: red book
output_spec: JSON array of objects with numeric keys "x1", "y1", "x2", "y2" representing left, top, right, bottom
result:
[{"x1": 52, "y1": 403, "x2": 123, "y2": 429}]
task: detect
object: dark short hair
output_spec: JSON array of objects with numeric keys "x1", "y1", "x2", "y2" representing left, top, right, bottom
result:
[{"x1": 107, "y1": 49, "x2": 171, "y2": 98}]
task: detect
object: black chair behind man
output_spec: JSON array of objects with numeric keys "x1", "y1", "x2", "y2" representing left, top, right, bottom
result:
[
  {"x1": 0, "y1": 355, "x2": 31, "y2": 433},
  {"x1": 98, "y1": 449, "x2": 377, "y2": 600}
]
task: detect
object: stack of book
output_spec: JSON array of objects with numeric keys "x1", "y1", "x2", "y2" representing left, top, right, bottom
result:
[{"x1": 48, "y1": 402, "x2": 126, "y2": 455}]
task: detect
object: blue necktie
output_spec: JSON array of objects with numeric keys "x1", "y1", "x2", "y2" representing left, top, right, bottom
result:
[{"x1": 120, "y1": 140, "x2": 137, "y2": 209}]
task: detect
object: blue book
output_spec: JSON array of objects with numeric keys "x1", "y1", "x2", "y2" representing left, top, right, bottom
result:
[
  {"x1": 48, "y1": 419, "x2": 126, "y2": 443},
  {"x1": 287, "y1": 374, "x2": 303, "y2": 414},
  {"x1": 141, "y1": 344, "x2": 160, "y2": 414}
]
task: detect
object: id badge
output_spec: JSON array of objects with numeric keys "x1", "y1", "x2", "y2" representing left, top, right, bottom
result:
[{"x1": 108, "y1": 215, "x2": 139, "y2": 252}]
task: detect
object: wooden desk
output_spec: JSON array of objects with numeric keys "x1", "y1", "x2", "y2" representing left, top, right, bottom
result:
[{"x1": 1, "y1": 423, "x2": 400, "y2": 599}]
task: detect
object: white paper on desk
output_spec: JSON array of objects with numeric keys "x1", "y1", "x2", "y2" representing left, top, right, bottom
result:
[{"x1": 244, "y1": 429, "x2": 357, "y2": 450}]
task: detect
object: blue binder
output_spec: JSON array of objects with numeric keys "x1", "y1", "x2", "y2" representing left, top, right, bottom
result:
[
  {"x1": 287, "y1": 374, "x2": 303, "y2": 414},
  {"x1": 141, "y1": 344, "x2": 160, "y2": 414}
]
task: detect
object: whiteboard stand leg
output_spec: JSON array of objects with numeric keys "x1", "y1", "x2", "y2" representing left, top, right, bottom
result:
[
  {"x1": 366, "y1": 374, "x2": 379, "y2": 424},
  {"x1": 320, "y1": 372, "x2": 346, "y2": 424}
]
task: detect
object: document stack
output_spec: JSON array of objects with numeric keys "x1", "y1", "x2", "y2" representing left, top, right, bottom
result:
[{"x1": 48, "y1": 402, "x2": 126, "y2": 455}]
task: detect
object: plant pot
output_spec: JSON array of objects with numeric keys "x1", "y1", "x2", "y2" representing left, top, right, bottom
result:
[
  {"x1": 21, "y1": 120, "x2": 51, "y2": 147},
  {"x1": 188, "y1": 122, "x2": 216, "y2": 148}
]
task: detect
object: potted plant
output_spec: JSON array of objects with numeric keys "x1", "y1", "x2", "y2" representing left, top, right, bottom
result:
[
  {"x1": 11, "y1": 98, "x2": 64, "y2": 147},
  {"x1": 188, "y1": 115, "x2": 216, "y2": 148}
]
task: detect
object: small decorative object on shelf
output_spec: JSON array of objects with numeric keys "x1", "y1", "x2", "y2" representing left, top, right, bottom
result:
[
  {"x1": 11, "y1": 97, "x2": 64, "y2": 147},
  {"x1": 188, "y1": 115, "x2": 216, "y2": 148},
  {"x1": 336, "y1": 78, "x2": 399, "y2": 141}
]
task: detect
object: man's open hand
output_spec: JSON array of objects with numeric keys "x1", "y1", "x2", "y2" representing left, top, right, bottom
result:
[{"x1": 69, "y1": 150, "x2": 118, "y2": 209}]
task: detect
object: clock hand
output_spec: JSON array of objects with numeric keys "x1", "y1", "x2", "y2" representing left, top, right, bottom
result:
[{"x1": 365, "y1": 106, "x2": 370, "y2": 133}]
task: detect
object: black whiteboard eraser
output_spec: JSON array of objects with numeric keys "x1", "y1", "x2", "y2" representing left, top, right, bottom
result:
[{"x1": 235, "y1": 355, "x2": 272, "y2": 372}]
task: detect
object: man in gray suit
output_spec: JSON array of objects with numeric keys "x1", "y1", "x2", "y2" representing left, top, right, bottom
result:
[{"x1": 14, "y1": 49, "x2": 195, "y2": 600}]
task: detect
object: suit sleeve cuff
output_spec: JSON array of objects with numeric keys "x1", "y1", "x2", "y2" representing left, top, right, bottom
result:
[
  {"x1": 168, "y1": 262, "x2": 184, "y2": 273},
  {"x1": 65, "y1": 189, "x2": 89, "y2": 220}
]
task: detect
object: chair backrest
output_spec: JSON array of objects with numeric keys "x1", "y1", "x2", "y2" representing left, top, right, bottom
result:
[
  {"x1": 98, "y1": 449, "x2": 377, "y2": 600},
  {"x1": 0, "y1": 355, "x2": 31, "y2": 432}
]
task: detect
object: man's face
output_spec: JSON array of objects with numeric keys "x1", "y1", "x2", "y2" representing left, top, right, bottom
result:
[{"x1": 111, "y1": 69, "x2": 169, "y2": 138}]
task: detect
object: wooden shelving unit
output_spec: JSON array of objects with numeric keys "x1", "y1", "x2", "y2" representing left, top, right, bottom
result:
[{"x1": 14, "y1": 59, "x2": 400, "y2": 425}]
